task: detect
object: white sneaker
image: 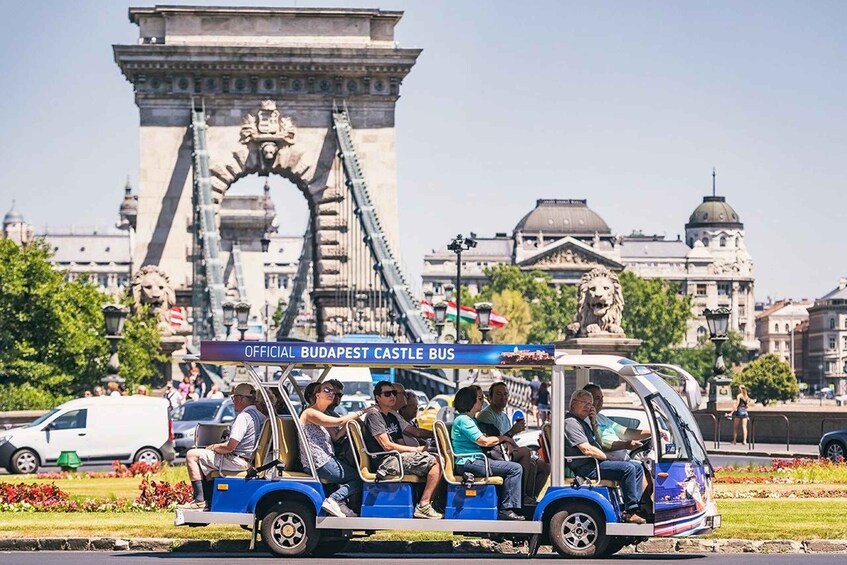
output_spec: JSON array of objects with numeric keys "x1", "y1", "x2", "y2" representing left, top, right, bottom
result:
[
  {"x1": 321, "y1": 497, "x2": 345, "y2": 518},
  {"x1": 177, "y1": 500, "x2": 208, "y2": 511}
]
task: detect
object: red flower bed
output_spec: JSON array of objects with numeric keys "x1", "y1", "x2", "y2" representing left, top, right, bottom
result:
[
  {"x1": 35, "y1": 460, "x2": 161, "y2": 480},
  {"x1": 0, "y1": 482, "x2": 68, "y2": 506},
  {"x1": 135, "y1": 477, "x2": 192, "y2": 509}
]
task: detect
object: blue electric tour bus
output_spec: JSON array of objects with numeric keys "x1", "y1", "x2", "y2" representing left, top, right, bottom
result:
[{"x1": 176, "y1": 341, "x2": 720, "y2": 558}]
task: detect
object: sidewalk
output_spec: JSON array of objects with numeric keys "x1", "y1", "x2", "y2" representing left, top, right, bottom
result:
[{"x1": 706, "y1": 441, "x2": 819, "y2": 459}]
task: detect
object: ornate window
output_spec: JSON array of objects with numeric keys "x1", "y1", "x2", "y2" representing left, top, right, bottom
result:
[
  {"x1": 774, "y1": 322, "x2": 779, "y2": 332},
  {"x1": 785, "y1": 324, "x2": 790, "y2": 333},
  {"x1": 701, "y1": 237, "x2": 709, "y2": 246},
  {"x1": 831, "y1": 318, "x2": 837, "y2": 330},
  {"x1": 720, "y1": 237, "x2": 727, "y2": 247}
]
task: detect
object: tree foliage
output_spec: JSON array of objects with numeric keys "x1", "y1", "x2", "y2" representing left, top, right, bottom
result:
[
  {"x1": 670, "y1": 332, "x2": 747, "y2": 385},
  {"x1": 475, "y1": 265, "x2": 576, "y2": 344},
  {"x1": 618, "y1": 271, "x2": 693, "y2": 364},
  {"x1": 0, "y1": 239, "x2": 164, "y2": 403},
  {"x1": 732, "y1": 353, "x2": 799, "y2": 406}
]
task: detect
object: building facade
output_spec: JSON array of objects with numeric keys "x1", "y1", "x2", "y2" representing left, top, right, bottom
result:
[
  {"x1": 804, "y1": 279, "x2": 847, "y2": 394},
  {"x1": 422, "y1": 194, "x2": 758, "y2": 350},
  {"x1": 755, "y1": 300, "x2": 812, "y2": 368}
]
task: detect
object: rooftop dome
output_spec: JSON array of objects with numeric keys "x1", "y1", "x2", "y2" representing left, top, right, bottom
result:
[
  {"x1": 3, "y1": 201, "x2": 24, "y2": 227},
  {"x1": 514, "y1": 199, "x2": 611, "y2": 236},
  {"x1": 685, "y1": 196, "x2": 742, "y2": 230}
]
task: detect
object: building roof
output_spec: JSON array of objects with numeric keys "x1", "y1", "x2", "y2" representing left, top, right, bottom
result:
[
  {"x1": 40, "y1": 230, "x2": 131, "y2": 264},
  {"x1": 619, "y1": 236, "x2": 690, "y2": 259},
  {"x1": 428, "y1": 236, "x2": 514, "y2": 259},
  {"x1": 265, "y1": 234, "x2": 304, "y2": 265},
  {"x1": 821, "y1": 279, "x2": 847, "y2": 301},
  {"x1": 3, "y1": 201, "x2": 24, "y2": 226},
  {"x1": 685, "y1": 196, "x2": 743, "y2": 230},
  {"x1": 756, "y1": 301, "x2": 812, "y2": 320},
  {"x1": 514, "y1": 199, "x2": 611, "y2": 236}
]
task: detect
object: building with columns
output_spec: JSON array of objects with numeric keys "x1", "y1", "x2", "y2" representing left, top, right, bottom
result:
[
  {"x1": 800, "y1": 279, "x2": 847, "y2": 394},
  {"x1": 422, "y1": 193, "x2": 758, "y2": 350}
]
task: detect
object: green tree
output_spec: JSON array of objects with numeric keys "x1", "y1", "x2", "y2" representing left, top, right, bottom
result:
[
  {"x1": 619, "y1": 271, "x2": 693, "y2": 364},
  {"x1": 671, "y1": 332, "x2": 746, "y2": 385},
  {"x1": 0, "y1": 239, "x2": 164, "y2": 401},
  {"x1": 117, "y1": 302, "x2": 168, "y2": 390},
  {"x1": 732, "y1": 353, "x2": 799, "y2": 406}
]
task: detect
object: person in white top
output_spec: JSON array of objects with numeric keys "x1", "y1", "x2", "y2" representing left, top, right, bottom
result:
[
  {"x1": 206, "y1": 384, "x2": 225, "y2": 399},
  {"x1": 179, "y1": 383, "x2": 268, "y2": 510}
]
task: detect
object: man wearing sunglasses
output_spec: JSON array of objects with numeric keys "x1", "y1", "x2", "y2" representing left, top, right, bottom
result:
[{"x1": 363, "y1": 381, "x2": 443, "y2": 519}]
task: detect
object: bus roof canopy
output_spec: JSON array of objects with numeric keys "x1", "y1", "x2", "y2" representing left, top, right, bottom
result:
[{"x1": 200, "y1": 341, "x2": 555, "y2": 369}]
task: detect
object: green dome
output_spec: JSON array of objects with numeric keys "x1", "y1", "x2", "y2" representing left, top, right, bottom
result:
[{"x1": 685, "y1": 196, "x2": 742, "y2": 229}]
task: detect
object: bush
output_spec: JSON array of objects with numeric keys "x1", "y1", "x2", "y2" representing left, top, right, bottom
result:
[
  {"x1": 0, "y1": 383, "x2": 70, "y2": 410},
  {"x1": 732, "y1": 353, "x2": 799, "y2": 406},
  {"x1": 135, "y1": 477, "x2": 192, "y2": 509}
]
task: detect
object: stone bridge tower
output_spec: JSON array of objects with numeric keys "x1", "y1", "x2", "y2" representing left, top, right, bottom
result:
[{"x1": 114, "y1": 6, "x2": 420, "y2": 339}]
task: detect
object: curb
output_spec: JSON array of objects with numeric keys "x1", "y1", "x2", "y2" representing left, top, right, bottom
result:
[
  {"x1": 707, "y1": 449, "x2": 817, "y2": 458},
  {"x1": 2, "y1": 538, "x2": 847, "y2": 554}
]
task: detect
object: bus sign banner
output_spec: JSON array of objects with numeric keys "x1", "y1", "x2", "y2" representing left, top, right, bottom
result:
[{"x1": 200, "y1": 341, "x2": 555, "y2": 367}]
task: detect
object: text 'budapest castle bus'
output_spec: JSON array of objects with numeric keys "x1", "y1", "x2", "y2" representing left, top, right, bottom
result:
[{"x1": 175, "y1": 341, "x2": 720, "y2": 558}]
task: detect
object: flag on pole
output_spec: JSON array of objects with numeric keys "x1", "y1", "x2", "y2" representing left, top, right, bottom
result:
[
  {"x1": 420, "y1": 299, "x2": 435, "y2": 319},
  {"x1": 446, "y1": 301, "x2": 478, "y2": 324},
  {"x1": 169, "y1": 306, "x2": 184, "y2": 328}
]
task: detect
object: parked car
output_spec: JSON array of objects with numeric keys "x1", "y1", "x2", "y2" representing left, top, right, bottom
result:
[
  {"x1": 819, "y1": 429, "x2": 847, "y2": 462},
  {"x1": 417, "y1": 394, "x2": 454, "y2": 431},
  {"x1": 0, "y1": 396, "x2": 175, "y2": 474},
  {"x1": 334, "y1": 393, "x2": 374, "y2": 416},
  {"x1": 171, "y1": 398, "x2": 235, "y2": 456}
]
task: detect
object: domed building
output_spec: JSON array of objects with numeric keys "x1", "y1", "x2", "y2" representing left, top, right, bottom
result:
[
  {"x1": 422, "y1": 188, "x2": 758, "y2": 350},
  {"x1": 2, "y1": 201, "x2": 34, "y2": 245}
]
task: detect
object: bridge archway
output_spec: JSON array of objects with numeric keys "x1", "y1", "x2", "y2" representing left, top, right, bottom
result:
[{"x1": 114, "y1": 6, "x2": 422, "y2": 340}]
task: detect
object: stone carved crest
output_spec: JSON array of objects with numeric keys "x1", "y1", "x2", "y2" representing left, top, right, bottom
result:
[
  {"x1": 533, "y1": 247, "x2": 589, "y2": 267},
  {"x1": 239, "y1": 100, "x2": 297, "y2": 173},
  {"x1": 131, "y1": 265, "x2": 184, "y2": 336},
  {"x1": 566, "y1": 266, "x2": 626, "y2": 337}
]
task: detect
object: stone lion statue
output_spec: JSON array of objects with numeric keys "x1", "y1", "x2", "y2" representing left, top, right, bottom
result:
[
  {"x1": 131, "y1": 265, "x2": 178, "y2": 336},
  {"x1": 566, "y1": 267, "x2": 625, "y2": 337}
]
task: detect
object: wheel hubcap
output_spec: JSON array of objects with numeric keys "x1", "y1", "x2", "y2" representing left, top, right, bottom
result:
[
  {"x1": 138, "y1": 450, "x2": 159, "y2": 464},
  {"x1": 16, "y1": 452, "x2": 37, "y2": 474},
  {"x1": 562, "y1": 512, "x2": 598, "y2": 550},
  {"x1": 827, "y1": 443, "x2": 844, "y2": 461},
  {"x1": 272, "y1": 512, "x2": 306, "y2": 548}
]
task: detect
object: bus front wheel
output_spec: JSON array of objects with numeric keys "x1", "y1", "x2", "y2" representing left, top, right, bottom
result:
[
  {"x1": 261, "y1": 500, "x2": 319, "y2": 557},
  {"x1": 549, "y1": 502, "x2": 609, "y2": 558}
]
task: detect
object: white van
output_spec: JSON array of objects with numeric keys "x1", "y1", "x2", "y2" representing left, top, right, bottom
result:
[
  {"x1": 0, "y1": 396, "x2": 175, "y2": 474},
  {"x1": 324, "y1": 367, "x2": 375, "y2": 400}
]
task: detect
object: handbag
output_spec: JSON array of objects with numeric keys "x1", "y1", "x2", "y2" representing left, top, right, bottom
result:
[{"x1": 475, "y1": 420, "x2": 513, "y2": 461}]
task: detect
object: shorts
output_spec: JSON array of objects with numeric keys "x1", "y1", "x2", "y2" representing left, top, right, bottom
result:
[
  {"x1": 537, "y1": 403, "x2": 550, "y2": 412},
  {"x1": 378, "y1": 451, "x2": 435, "y2": 477},
  {"x1": 734, "y1": 409, "x2": 749, "y2": 419},
  {"x1": 191, "y1": 448, "x2": 250, "y2": 477}
]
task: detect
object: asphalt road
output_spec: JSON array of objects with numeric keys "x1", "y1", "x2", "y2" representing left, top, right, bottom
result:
[{"x1": 2, "y1": 553, "x2": 847, "y2": 565}]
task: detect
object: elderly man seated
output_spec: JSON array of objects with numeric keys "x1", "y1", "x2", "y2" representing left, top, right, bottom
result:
[
  {"x1": 564, "y1": 389, "x2": 646, "y2": 524},
  {"x1": 179, "y1": 383, "x2": 267, "y2": 510},
  {"x1": 582, "y1": 383, "x2": 652, "y2": 460}
]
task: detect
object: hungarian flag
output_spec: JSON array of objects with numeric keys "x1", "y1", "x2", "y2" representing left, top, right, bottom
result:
[
  {"x1": 169, "y1": 306, "x2": 184, "y2": 328},
  {"x1": 421, "y1": 299, "x2": 435, "y2": 319},
  {"x1": 446, "y1": 301, "x2": 478, "y2": 325}
]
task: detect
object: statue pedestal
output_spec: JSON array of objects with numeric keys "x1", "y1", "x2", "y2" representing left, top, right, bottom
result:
[
  {"x1": 554, "y1": 336, "x2": 642, "y2": 358},
  {"x1": 554, "y1": 336, "x2": 643, "y2": 394},
  {"x1": 160, "y1": 335, "x2": 187, "y2": 386}
]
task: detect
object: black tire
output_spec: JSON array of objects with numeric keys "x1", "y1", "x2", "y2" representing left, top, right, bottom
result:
[
  {"x1": 548, "y1": 502, "x2": 609, "y2": 558},
  {"x1": 133, "y1": 447, "x2": 162, "y2": 465},
  {"x1": 10, "y1": 448, "x2": 39, "y2": 474},
  {"x1": 825, "y1": 441, "x2": 846, "y2": 463},
  {"x1": 261, "y1": 500, "x2": 319, "y2": 557}
]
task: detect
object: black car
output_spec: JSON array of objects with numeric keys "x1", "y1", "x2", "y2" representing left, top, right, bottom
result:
[{"x1": 819, "y1": 429, "x2": 847, "y2": 462}]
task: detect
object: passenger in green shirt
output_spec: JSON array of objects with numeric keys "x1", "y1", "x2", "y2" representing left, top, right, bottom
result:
[{"x1": 450, "y1": 386, "x2": 524, "y2": 521}]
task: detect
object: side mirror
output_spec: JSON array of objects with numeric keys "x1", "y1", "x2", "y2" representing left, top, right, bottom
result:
[{"x1": 221, "y1": 415, "x2": 235, "y2": 423}]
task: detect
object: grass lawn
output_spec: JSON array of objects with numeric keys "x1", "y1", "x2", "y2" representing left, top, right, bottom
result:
[{"x1": 2, "y1": 499, "x2": 847, "y2": 541}]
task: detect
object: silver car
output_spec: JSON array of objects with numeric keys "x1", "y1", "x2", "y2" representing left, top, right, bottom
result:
[{"x1": 171, "y1": 399, "x2": 234, "y2": 456}]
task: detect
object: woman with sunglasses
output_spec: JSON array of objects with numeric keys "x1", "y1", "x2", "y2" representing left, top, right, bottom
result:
[{"x1": 299, "y1": 382, "x2": 378, "y2": 518}]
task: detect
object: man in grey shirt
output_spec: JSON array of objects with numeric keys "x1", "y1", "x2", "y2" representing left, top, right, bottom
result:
[{"x1": 564, "y1": 389, "x2": 646, "y2": 524}]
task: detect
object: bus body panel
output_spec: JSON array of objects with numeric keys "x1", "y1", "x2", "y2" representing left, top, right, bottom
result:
[
  {"x1": 653, "y1": 461, "x2": 712, "y2": 536},
  {"x1": 209, "y1": 478, "x2": 327, "y2": 515},
  {"x1": 533, "y1": 485, "x2": 619, "y2": 524}
]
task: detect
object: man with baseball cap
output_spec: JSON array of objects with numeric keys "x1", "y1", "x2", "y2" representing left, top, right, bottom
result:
[{"x1": 179, "y1": 383, "x2": 267, "y2": 510}]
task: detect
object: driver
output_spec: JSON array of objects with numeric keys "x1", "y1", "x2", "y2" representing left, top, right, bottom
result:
[
  {"x1": 583, "y1": 383, "x2": 652, "y2": 461},
  {"x1": 564, "y1": 389, "x2": 646, "y2": 524}
]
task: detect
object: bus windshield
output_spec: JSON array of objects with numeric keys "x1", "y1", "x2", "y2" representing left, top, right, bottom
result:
[{"x1": 644, "y1": 372, "x2": 708, "y2": 464}]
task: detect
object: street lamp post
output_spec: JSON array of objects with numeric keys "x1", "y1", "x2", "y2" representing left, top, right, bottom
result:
[
  {"x1": 704, "y1": 307, "x2": 731, "y2": 412},
  {"x1": 235, "y1": 302, "x2": 251, "y2": 341},
  {"x1": 434, "y1": 301, "x2": 448, "y2": 341},
  {"x1": 102, "y1": 304, "x2": 129, "y2": 385},
  {"x1": 447, "y1": 234, "x2": 476, "y2": 385},
  {"x1": 222, "y1": 302, "x2": 235, "y2": 339},
  {"x1": 475, "y1": 302, "x2": 492, "y2": 344}
]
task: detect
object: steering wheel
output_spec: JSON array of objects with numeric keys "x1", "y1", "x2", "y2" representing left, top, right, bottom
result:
[{"x1": 629, "y1": 436, "x2": 652, "y2": 459}]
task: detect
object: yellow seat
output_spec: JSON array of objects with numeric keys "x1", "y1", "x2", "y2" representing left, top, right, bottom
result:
[
  {"x1": 548, "y1": 423, "x2": 619, "y2": 488},
  {"x1": 209, "y1": 415, "x2": 312, "y2": 479},
  {"x1": 346, "y1": 419, "x2": 424, "y2": 483},
  {"x1": 432, "y1": 420, "x2": 503, "y2": 486}
]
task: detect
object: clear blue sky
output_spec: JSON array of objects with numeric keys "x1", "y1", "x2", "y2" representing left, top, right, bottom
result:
[{"x1": 1, "y1": 1, "x2": 844, "y2": 301}]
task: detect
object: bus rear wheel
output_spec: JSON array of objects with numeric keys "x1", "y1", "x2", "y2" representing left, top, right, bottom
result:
[
  {"x1": 549, "y1": 502, "x2": 609, "y2": 558},
  {"x1": 261, "y1": 501, "x2": 319, "y2": 557}
]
